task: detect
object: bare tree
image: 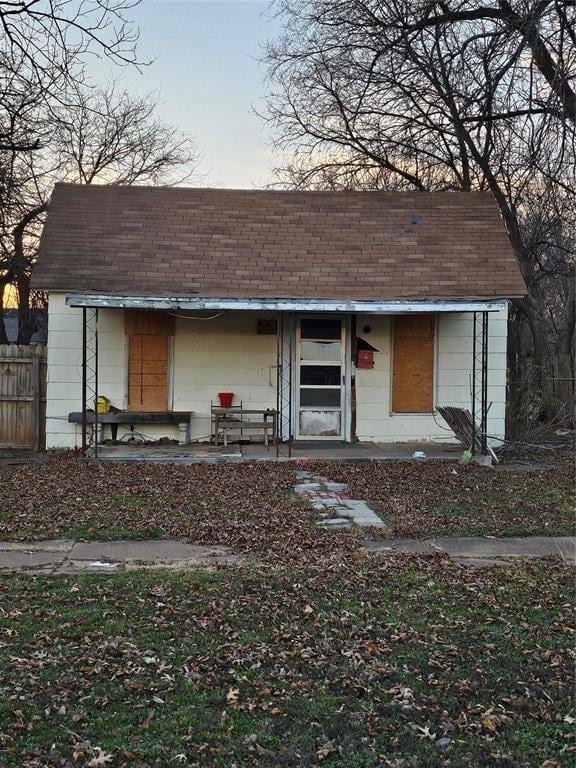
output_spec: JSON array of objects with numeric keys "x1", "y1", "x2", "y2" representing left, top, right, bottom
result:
[
  {"x1": 0, "y1": 84, "x2": 198, "y2": 343},
  {"x1": 42, "y1": 83, "x2": 196, "y2": 187},
  {"x1": 0, "y1": 0, "x2": 141, "y2": 152},
  {"x1": 0, "y1": 0, "x2": 149, "y2": 341},
  {"x1": 264, "y1": 0, "x2": 576, "y2": 426}
]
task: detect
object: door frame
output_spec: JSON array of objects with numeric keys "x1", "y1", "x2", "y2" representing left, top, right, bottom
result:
[{"x1": 293, "y1": 314, "x2": 351, "y2": 441}]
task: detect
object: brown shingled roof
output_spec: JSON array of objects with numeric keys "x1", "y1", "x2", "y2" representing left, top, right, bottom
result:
[{"x1": 33, "y1": 184, "x2": 526, "y2": 300}]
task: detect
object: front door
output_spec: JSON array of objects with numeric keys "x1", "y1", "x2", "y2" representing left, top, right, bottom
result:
[{"x1": 296, "y1": 316, "x2": 347, "y2": 439}]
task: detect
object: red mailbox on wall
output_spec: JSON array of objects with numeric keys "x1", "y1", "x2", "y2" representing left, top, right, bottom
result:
[{"x1": 356, "y1": 350, "x2": 374, "y2": 369}]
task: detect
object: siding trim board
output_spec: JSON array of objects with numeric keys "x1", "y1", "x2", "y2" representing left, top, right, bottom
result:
[{"x1": 66, "y1": 294, "x2": 507, "y2": 315}]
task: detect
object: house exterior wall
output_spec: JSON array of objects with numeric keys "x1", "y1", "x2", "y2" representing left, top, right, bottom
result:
[
  {"x1": 45, "y1": 293, "x2": 277, "y2": 447},
  {"x1": 46, "y1": 294, "x2": 126, "y2": 448},
  {"x1": 172, "y1": 313, "x2": 277, "y2": 440},
  {"x1": 45, "y1": 292, "x2": 508, "y2": 449},
  {"x1": 355, "y1": 307, "x2": 508, "y2": 443}
]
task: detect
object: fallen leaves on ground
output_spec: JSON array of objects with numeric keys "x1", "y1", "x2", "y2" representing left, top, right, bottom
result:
[
  {"x1": 0, "y1": 455, "x2": 573, "y2": 550},
  {"x1": 0, "y1": 455, "x2": 356, "y2": 563},
  {"x1": 306, "y1": 460, "x2": 575, "y2": 538},
  {"x1": 0, "y1": 557, "x2": 573, "y2": 767},
  {"x1": 0, "y1": 455, "x2": 573, "y2": 766}
]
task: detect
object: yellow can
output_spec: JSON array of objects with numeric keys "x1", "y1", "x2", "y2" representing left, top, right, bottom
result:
[{"x1": 96, "y1": 395, "x2": 110, "y2": 414}]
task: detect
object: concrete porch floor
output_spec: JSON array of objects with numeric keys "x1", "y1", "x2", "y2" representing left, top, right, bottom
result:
[{"x1": 92, "y1": 441, "x2": 462, "y2": 463}]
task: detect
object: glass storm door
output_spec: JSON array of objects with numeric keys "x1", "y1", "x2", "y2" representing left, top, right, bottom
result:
[{"x1": 296, "y1": 317, "x2": 346, "y2": 439}]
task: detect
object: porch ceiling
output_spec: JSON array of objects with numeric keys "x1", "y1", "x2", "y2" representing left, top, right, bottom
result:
[{"x1": 65, "y1": 294, "x2": 507, "y2": 314}]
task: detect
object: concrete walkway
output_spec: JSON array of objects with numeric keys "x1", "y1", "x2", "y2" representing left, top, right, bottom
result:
[
  {"x1": 365, "y1": 536, "x2": 576, "y2": 567},
  {"x1": 0, "y1": 536, "x2": 573, "y2": 573},
  {"x1": 0, "y1": 539, "x2": 241, "y2": 574}
]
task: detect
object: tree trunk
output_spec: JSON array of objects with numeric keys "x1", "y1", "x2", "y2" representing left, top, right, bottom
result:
[
  {"x1": 512, "y1": 292, "x2": 557, "y2": 421},
  {"x1": 555, "y1": 272, "x2": 576, "y2": 425},
  {"x1": 12, "y1": 203, "x2": 48, "y2": 346},
  {"x1": 506, "y1": 305, "x2": 526, "y2": 436},
  {"x1": 558, "y1": 271, "x2": 576, "y2": 363}
]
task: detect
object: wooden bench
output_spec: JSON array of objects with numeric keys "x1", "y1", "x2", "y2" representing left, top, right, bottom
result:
[
  {"x1": 68, "y1": 411, "x2": 194, "y2": 444},
  {"x1": 211, "y1": 407, "x2": 278, "y2": 448}
]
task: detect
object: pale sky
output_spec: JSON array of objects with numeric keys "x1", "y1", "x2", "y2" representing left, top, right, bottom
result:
[{"x1": 93, "y1": 0, "x2": 282, "y2": 188}]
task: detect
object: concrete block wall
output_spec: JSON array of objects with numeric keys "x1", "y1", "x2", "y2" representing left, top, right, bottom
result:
[
  {"x1": 45, "y1": 293, "x2": 125, "y2": 448},
  {"x1": 354, "y1": 306, "x2": 508, "y2": 444},
  {"x1": 172, "y1": 313, "x2": 277, "y2": 440},
  {"x1": 45, "y1": 294, "x2": 277, "y2": 447}
]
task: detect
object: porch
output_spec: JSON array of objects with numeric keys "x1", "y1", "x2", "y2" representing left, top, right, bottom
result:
[
  {"x1": 91, "y1": 440, "x2": 462, "y2": 463},
  {"x1": 46, "y1": 294, "x2": 507, "y2": 456}
]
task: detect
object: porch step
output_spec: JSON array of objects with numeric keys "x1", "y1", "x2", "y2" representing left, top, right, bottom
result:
[{"x1": 91, "y1": 445, "x2": 242, "y2": 463}]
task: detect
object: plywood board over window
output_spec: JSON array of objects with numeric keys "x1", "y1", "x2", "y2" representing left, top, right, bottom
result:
[
  {"x1": 125, "y1": 311, "x2": 174, "y2": 412},
  {"x1": 392, "y1": 315, "x2": 435, "y2": 413},
  {"x1": 124, "y1": 310, "x2": 175, "y2": 337}
]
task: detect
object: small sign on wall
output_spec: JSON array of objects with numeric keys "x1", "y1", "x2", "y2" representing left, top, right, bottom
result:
[{"x1": 257, "y1": 319, "x2": 278, "y2": 335}]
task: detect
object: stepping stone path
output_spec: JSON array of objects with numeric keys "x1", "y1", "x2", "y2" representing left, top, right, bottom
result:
[{"x1": 294, "y1": 470, "x2": 386, "y2": 528}]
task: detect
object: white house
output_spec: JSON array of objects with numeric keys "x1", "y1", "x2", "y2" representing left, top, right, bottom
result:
[{"x1": 33, "y1": 184, "x2": 525, "y2": 455}]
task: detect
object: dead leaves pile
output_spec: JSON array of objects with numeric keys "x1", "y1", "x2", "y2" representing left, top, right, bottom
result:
[
  {"x1": 307, "y1": 460, "x2": 575, "y2": 538},
  {"x1": 0, "y1": 456, "x2": 574, "y2": 766},
  {"x1": 0, "y1": 456, "x2": 573, "y2": 557},
  {"x1": 0, "y1": 557, "x2": 573, "y2": 767},
  {"x1": 0, "y1": 456, "x2": 356, "y2": 563}
]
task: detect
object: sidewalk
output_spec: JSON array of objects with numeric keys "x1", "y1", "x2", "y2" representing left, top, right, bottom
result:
[
  {"x1": 0, "y1": 536, "x2": 574, "y2": 573},
  {"x1": 0, "y1": 539, "x2": 241, "y2": 574},
  {"x1": 364, "y1": 536, "x2": 576, "y2": 567}
]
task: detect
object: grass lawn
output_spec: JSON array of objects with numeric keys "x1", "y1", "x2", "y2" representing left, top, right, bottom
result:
[
  {"x1": 0, "y1": 456, "x2": 573, "y2": 546},
  {"x1": 0, "y1": 557, "x2": 574, "y2": 767}
]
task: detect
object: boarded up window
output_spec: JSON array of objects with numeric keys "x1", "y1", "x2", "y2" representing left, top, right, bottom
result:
[
  {"x1": 392, "y1": 315, "x2": 435, "y2": 413},
  {"x1": 124, "y1": 311, "x2": 174, "y2": 336},
  {"x1": 125, "y1": 312, "x2": 174, "y2": 412}
]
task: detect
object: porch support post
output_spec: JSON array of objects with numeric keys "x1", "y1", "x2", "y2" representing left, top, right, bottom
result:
[
  {"x1": 471, "y1": 312, "x2": 477, "y2": 454},
  {"x1": 480, "y1": 311, "x2": 489, "y2": 456},
  {"x1": 288, "y1": 314, "x2": 293, "y2": 457},
  {"x1": 80, "y1": 308, "x2": 99, "y2": 458},
  {"x1": 93, "y1": 308, "x2": 99, "y2": 459},
  {"x1": 471, "y1": 311, "x2": 489, "y2": 457},
  {"x1": 276, "y1": 311, "x2": 294, "y2": 457},
  {"x1": 81, "y1": 307, "x2": 87, "y2": 456},
  {"x1": 276, "y1": 311, "x2": 281, "y2": 458}
]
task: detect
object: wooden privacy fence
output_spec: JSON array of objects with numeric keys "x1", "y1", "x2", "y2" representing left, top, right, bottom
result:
[{"x1": 0, "y1": 345, "x2": 47, "y2": 450}]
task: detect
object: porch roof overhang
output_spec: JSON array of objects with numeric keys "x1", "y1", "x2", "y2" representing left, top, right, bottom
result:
[{"x1": 65, "y1": 293, "x2": 507, "y2": 314}]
